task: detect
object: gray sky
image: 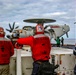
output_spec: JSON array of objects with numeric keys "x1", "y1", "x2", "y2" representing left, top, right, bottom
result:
[{"x1": 0, "y1": 0, "x2": 76, "y2": 39}]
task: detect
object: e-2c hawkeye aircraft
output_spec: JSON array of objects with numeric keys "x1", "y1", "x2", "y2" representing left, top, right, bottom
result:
[{"x1": 6, "y1": 18, "x2": 70, "y2": 43}]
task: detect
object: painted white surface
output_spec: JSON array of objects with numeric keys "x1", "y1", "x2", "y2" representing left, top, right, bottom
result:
[
  {"x1": 16, "y1": 49, "x2": 22, "y2": 75},
  {"x1": 10, "y1": 47, "x2": 75, "y2": 75}
]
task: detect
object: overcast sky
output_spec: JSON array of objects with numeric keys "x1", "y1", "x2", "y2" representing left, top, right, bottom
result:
[{"x1": 0, "y1": 0, "x2": 76, "y2": 39}]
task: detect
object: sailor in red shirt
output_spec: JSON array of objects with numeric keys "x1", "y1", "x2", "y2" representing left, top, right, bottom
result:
[
  {"x1": 0, "y1": 27, "x2": 14, "y2": 75},
  {"x1": 16, "y1": 24, "x2": 51, "y2": 75}
]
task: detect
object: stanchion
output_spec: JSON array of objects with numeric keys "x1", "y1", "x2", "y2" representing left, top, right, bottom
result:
[{"x1": 16, "y1": 49, "x2": 22, "y2": 75}]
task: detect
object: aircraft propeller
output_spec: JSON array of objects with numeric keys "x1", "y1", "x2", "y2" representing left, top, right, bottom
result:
[
  {"x1": 66, "y1": 32, "x2": 69, "y2": 38},
  {"x1": 44, "y1": 25, "x2": 56, "y2": 39},
  {"x1": 6, "y1": 22, "x2": 19, "y2": 33}
]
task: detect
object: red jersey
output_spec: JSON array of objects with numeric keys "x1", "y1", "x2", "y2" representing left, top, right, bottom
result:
[
  {"x1": 17, "y1": 34, "x2": 51, "y2": 61},
  {"x1": 0, "y1": 38, "x2": 14, "y2": 64}
]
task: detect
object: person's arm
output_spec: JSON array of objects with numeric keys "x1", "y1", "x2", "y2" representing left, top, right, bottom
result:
[
  {"x1": 9, "y1": 41, "x2": 14, "y2": 56},
  {"x1": 17, "y1": 36, "x2": 34, "y2": 47}
]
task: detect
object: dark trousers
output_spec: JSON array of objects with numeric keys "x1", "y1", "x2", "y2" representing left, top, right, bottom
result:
[
  {"x1": 31, "y1": 62, "x2": 40, "y2": 75},
  {"x1": 57, "y1": 44, "x2": 60, "y2": 47},
  {"x1": 74, "y1": 65, "x2": 76, "y2": 75}
]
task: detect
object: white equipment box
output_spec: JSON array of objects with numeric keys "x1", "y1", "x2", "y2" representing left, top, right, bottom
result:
[
  {"x1": 50, "y1": 47, "x2": 76, "y2": 75},
  {"x1": 10, "y1": 47, "x2": 76, "y2": 75}
]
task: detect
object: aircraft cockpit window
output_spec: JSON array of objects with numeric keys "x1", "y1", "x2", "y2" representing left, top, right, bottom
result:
[
  {"x1": 23, "y1": 28, "x2": 32, "y2": 31},
  {"x1": 23, "y1": 26, "x2": 33, "y2": 31}
]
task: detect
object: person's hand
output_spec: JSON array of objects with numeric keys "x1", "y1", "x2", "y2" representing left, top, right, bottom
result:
[{"x1": 15, "y1": 42, "x2": 22, "y2": 49}]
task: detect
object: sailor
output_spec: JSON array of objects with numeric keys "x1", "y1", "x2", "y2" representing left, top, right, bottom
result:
[
  {"x1": 61, "y1": 37, "x2": 64, "y2": 46},
  {"x1": 0, "y1": 27, "x2": 14, "y2": 75},
  {"x1": 73, "y1": 43, "x2": 76, "y2": 75},
  {"x1": 73, "y1": 43, "x2": 76, "y2": 55},
  {"x1": 15, "y1": 24, "x2": 51, "y2": 75},
  {"x1": 55, "y1": 36, "x2": 60, "y2": 47}
]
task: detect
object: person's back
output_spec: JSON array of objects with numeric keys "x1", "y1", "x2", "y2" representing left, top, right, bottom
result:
[
  {"x1": 0, "y1": 38, "x2": 14, "y2": 64},
  {"x1": 32, "y1": 33, "x2": 51, "y2": 61},
  {"x1": 55, "y1": 37, "x2": 60, "y2": 47},
  {"x1": 0, "y1": 27, "x2": 14, "y2": 75}
]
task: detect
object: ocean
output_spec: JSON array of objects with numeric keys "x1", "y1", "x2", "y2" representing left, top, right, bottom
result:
[{"x1": 51, "y1": 39, "x2": 76, "y2": 45}]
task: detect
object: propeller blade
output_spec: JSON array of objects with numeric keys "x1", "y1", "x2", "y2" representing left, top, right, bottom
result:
[
  {"x1": 74, "y1": 22, "x2": 76, "y2": 24},
  {"x1": 44, "y1": 31, "x2": 49, "y2": 33},
  {"x1": 44, "y1": 26, "x2": 49, "y2": 29},
  {"x1": 6, "y1": 29, "x2": 11, "y2": 32},
  {"x1": 12, "y1": 22, "x2": 15, "y2": 30},
  {"x1": 6, "y1": 35, "x2": 10, "y2": 39},
  {"x1": 15, "y1": 26, "x2": 19, "y2": 29},
  {"x1": 9, "y1": 23, "x2": 12, "y2": 29},
  {"x1": 44, "y1": 25, "x2": 51, "y2": 29},
  {"x1": 66, "y1": 32, "x2": 68, "y2": 38},
  {"x1": 13, "y1": 22, "x2": 15, "y2": 25},
  {"x1": 48, "y1": 29, "x2": 54, "y2": 32}
]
